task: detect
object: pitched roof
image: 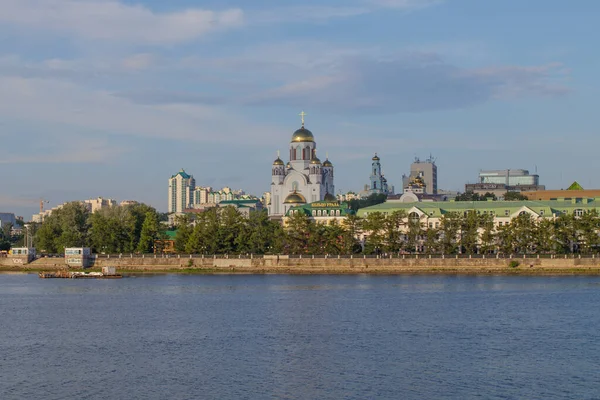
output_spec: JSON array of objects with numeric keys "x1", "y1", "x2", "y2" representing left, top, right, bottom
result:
[{"x1": 567, "y1": 181, "x2": 584, "y2": 190}]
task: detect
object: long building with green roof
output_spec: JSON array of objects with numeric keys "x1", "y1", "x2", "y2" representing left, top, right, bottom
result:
[{"x1": 357, "y1": 198, "x2": 600, "y2": 228}]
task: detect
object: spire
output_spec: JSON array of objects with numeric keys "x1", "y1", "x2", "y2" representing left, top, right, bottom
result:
[{"x1": 299, "y1": 111, "x2": 307, "y2": 128}]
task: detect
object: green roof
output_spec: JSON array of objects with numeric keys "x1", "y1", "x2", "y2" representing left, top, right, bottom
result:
[
  {"x1": 171, "y1": 169, "x2": 191, "y2": 179},
  {"x1": 356, "y1": 199, "x2": 600, "y2": 218},
  {"x1": 165, "y1": 230, "x2": 177, "y2": 239}
]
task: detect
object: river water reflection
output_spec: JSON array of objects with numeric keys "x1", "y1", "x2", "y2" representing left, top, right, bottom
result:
[{"x1": 1, "y1": 274, "x2": 599, "y2": 399}]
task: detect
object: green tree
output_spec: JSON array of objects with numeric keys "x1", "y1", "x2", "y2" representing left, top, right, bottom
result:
[
  {"x1": 362, "y1": 212, "x2": 386, "y2": 254},
  {"x1": 340, "y1": 214, "x2": 362, "y2": 254},
  {"x1": 579, "y1": 210, "x2": 600, "y2": 254},
  {"x1": 382, "y1": 210, "x2": 407, "y2": 253},
  {"x1": 34, "y1": 202, "x2": 91, "y2": 253},
  {"x1": 174, "y1": 215, "x2": 194, "y2": 253},
  {"x1": 348, "y1": 193, "x2": 387, "y2": 211},
  {"x1": 137, "y1": 211, "x2": 161, "y2": 253},
  {"x1": 459, "y1": 211, "x2": 480, "y2": 254},
  {"x1": 284, "y1": 211, "x2": 313, "y2": 254},
  {"x1": 423, "y1": 226, "x2": 440, "y2": 254},
  {"x1": 479, "y1": 214, "x2": 496, "y2": 254},
  {"x1": 504, "y1": 192, "x2": 528, "y2": 201},
  {"x1": 439, "y1": 212, "x2": 461, "y2": 254}
]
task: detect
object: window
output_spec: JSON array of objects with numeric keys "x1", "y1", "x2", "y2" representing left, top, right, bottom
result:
[
  {"x1": 504, "y1": 210, "x2": 509, "y2": 216},
  {"x1": 409, "y1": 212, "x2": 420, "y2": 223},
  {"x1": 540, "y1": 210, "x2": 545, "y2": 216},
  {"x1": 574, "y1": 209, "x2": 584, "y2": 217}
]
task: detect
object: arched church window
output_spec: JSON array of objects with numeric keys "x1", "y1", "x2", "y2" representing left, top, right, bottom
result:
[
  {"x1": 292, "y1": 181, "x2": 299, "y2": 191},
  {"x1": 296, "y1": 146, "x2": 302, "y2": 160}
]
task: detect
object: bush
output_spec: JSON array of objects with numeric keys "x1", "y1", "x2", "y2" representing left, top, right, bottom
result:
[
  {"x1": 187, "y1": 258, "x2": 194, "y2": 268},
  {"x1": 509, "y1": 260, "x2": 520, "y2": 268}
]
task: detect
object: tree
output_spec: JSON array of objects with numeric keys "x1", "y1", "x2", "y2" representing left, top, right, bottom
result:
[
  {"x1": 174, "y1": 215, "x2": 193, "y2": 253},
  {"x1": 348, "y1": 194, "x2": 387, "y2": 211},
  {"x1": 284, "y1": 211, "x2": 313, "y2": 254},
  {"x1": 423, "y1": 226, "x2": 440, "y2": 254},
  {"x1": 34, "y1": 202, "x2": 91, "y2": 253},
  {"x1": 439, "y1": 212, "x2": 461, "y2": 254},
  {"x1": 458, "y1": 211, "x2": 480, "y2": 254},
  {"x1": 579, "y1": 210, "x2": 600, "y2": 254},
  {"x1": 455, "y1": 192, "x2": 496, "y2": 202},
  {"x1": 382, "y1": 210, "x2": 407, "y2": 253},
  {"x1": 340, "y1": 214, "x2": 362, "y2": 254},
  {"x1": 479, "y1": 214, "x2": 496, "y2": 254},
  {"x1": 137, "y1": 211, "x2": 161, "y2": 253},
  {"x1": 361, "y1": 212, "x2": 386, "y2": 254},
  {"x1": 504, "y1": 192, "x2": 528, "y2": 201}
]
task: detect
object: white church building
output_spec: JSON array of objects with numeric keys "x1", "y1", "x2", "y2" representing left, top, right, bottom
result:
[{"x1": 269, "y1": 114, "x2": 336, "y2": 218}]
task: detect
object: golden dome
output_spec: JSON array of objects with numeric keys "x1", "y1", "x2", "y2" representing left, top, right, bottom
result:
[
  {"x1": 322, "y1": 159, "x2": 333, "y2": 167},
  {"x1": 286, "y1": 162, "x2": 291, "y2": 168},
  {"x1": 284, "y1": 191, "x2": 307, "y2": 204},
  {"x1": 273, "y1": 157, "x2": 284, "y2": 165},
  {"x1": 324, "y1": 192, "x2": 337, "y2": 202},
  {"x1": 292, "y1": 127, "x2": 315, "y2": 142},
  {"x1": 310, "y1": 157, "x2": 321, "y2": 165},
  {"x1": 372, "y1": 153, "x2": 380, "y2": 161}
]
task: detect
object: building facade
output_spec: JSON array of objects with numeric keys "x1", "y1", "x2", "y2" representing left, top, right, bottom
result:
[
  {"x1": 357, "y1": 198, "x2": 600, "y2": 229},
  {"x1": 479, "y1": 169, "x2": 539, "y2": 186},
  {"x1": 269, "y1": 117, "x2": 335, "y2": 218},
  {"x1": 168, "y1": 169, "x2": 195, "y2": 214},
  {"x1": 402, "y1": 156, "x2": 438, "y2": 195}
]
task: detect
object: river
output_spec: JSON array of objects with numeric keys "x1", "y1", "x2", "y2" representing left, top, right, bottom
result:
[{"x1": 1, "y1": 274, "x2": 599, "y2": 399}]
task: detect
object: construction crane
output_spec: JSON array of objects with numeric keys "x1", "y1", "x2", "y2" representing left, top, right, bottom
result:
[{"x1": 40, "y1": 199, "x2": 49, "y2": 214}]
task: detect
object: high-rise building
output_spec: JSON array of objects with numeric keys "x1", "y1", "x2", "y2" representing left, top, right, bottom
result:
[
  {"x1": 168, "y1": 169, "x2": 195, "y2": 214},
  {"x1": 403, "y1": 156, "x2": 437, "y2": 195}
]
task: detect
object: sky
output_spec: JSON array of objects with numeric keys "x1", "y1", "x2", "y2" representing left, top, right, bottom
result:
[{"x1": 1, "y1": 0, "x2": 599, "y2": 218}]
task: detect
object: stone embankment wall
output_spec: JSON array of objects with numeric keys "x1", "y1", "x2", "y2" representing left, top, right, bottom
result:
[{"x1": 3, "y1": 254, "x2": 600, "y2": 273}]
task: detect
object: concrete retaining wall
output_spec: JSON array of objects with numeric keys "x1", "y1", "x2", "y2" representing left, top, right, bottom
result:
[{"x1": 3, "y1": 254, "x2": 600, "y2": 273}]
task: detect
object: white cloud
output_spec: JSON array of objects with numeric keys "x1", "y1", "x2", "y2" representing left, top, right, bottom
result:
[{"x1": 0, "y1": 0, "x2": 244, "y2": 45}]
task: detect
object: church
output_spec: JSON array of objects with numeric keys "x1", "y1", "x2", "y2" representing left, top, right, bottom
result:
[{"x1": 269, "y1": 113, "x2": 336, "y2": 218}]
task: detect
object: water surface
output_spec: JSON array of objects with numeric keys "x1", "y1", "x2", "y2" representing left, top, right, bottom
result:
[{"x1": 1, "y1": 274, "x2": 599, "y2": 399}]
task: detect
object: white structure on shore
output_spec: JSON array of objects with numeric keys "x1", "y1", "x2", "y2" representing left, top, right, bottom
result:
[{"x1": 269, "y1": 113, "x2": 335, "y2": 218}]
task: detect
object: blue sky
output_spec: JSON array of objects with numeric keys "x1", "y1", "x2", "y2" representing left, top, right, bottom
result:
[{"x1": 1, "y1": 0, "x2": 599, "y2": 218}]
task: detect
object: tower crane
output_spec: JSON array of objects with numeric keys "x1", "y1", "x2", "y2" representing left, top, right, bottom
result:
[{"x1": 40, "y1": 199, "x2": 49, "y2": 214}]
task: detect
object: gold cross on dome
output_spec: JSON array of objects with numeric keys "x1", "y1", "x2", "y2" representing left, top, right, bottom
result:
[{"x1": 299, "y1": 111, "x2": 307, "y2": 127}]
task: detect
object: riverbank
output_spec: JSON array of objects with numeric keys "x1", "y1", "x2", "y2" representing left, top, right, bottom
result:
[{"x1": 3, "y1": 255, "x2": 600, "y2": 276}]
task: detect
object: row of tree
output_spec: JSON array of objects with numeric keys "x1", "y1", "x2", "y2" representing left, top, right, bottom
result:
[
  {"x1": 171, "y1": 207, "x2": 600, "y2": 255},
  {"x1": 29, "y1": 201, "x2": 600, "y2": 256},
  {"x1": 33, "y1": 202, "x2": 165, "y2": 254}
]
